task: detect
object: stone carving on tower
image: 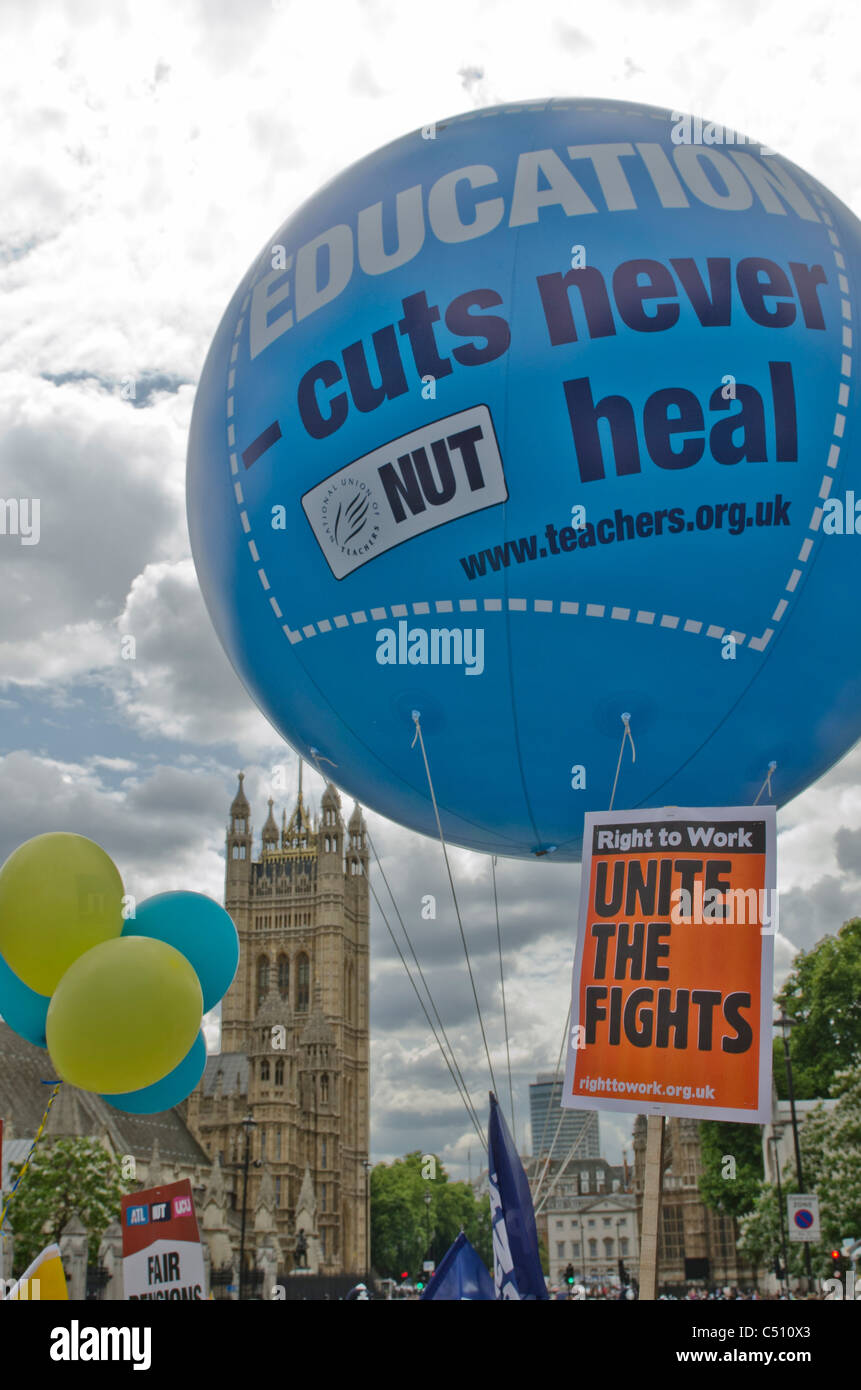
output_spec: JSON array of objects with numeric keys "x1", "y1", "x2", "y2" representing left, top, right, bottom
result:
[{"x1": 184, "y1": 769, "x2": 370, "y2": 1275}]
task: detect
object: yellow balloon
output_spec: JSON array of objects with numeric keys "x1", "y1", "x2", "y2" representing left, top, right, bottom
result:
[
  {"x1": 46, "y1": 936, "x2": 203, "y2": 1094},
  {"x1": 0, "y1": 833, "x2": 124, "y2": 995}
]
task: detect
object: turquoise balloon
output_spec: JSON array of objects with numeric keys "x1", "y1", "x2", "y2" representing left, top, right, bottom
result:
[
  {"x1": 100, "y1": 1030, "x2": 207, "y2": 1114},
  {"x1": 122, "y1": 891, "x2": 239, "y2": 1013},
  {"x1": 0, "y1": 946, "x2": 49, "y2": 1047}
]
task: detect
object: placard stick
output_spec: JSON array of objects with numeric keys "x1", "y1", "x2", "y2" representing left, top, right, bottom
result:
[{"x1": 638, "y1": 1113, "x2": 665, "y2": 1300}]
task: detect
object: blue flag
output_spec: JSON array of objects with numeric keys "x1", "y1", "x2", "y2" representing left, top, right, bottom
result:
[
  {"x1": 420, "y1": 1232, "x2": 494, "y2": 1301},
  {"x1": 488, "y1": 1092, "x2": 548, "y2": 1299}
]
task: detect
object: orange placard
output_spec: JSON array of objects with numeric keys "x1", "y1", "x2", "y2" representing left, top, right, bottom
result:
[{"x1": 562, "y1": 807, "x2": 776, "y2": 1123}]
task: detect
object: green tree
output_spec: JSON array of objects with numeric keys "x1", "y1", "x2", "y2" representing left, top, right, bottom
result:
[
  {"x1": 739, "y1": 1068, "x2": 861, "y2": 1284},
  {"x1": 370, "y1": 1152, "x2": 492, "y2": 1279},
  {"x1": 799, "y1": 1068, "x2": 861, "y2": 1260},
  {"x1": 698, "y1": 1120, "x2": 764, "y2": 1219},
  {"x1": 773, "y1": 917, "x2": 861, "y2": 1099},
  {"x1": 9, "y1": 1137, "x2": 127, "y2": 1272},
  {"x1": 737, "y1": 1181, "x2": 805, "y2": 1281}
]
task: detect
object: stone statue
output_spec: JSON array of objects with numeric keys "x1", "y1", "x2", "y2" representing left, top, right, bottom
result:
[{"x1": 294, "y1": 1230, "x2": 308, "y2": 1269}]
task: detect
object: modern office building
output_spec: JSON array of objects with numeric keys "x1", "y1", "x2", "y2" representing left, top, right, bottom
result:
[{"x1": 529, "y1": 1073, "x2": 600, "y2": 1164}]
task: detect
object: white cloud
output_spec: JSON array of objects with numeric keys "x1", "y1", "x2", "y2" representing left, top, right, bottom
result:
[{"x1": 1, "y1": 0, "x2": 860, "y2": 1176}]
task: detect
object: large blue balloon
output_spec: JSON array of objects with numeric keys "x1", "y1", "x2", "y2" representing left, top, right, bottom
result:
[
  {"x1": 187, "y1": 98, "x2": 861, "y2": 860},
  {"x1": 0, "y1": 945, "x2": 49, "y2": 1047},
  {"x1": 100, "y1": 1030, "x2": 207, "y2": 1114},
  {"x1": 122, "y1": 892, "x2": 238, "y2": 1013}
]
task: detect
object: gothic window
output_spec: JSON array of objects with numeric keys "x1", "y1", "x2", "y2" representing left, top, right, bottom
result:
[
  {"x1": 275, "y1": 1059, "x2": 284, "y2": 1086},
  {"x1": 321, "y1": 1183, "x2": 327, "y2": 1213},
  {"x1": 275, "y1": 1177, "x2": 281, "y2": 1207},
  {"x1": 240, "y1": 845, "x2": 246, "y2": 860},
  {"x1": 320, "y1": 1227, "x2": 327, "y2": 1257},
  {"x1": 278, "y1": 954, "x2": 289, "y2": 998},
  {"x1": 232, "y1": 845, "x2": 239, "y2": 859},
  {"x1": 276, "y1": 1127, "x2": 282, "y2": 1159},
  {"x1": 236, "y1": 818, "x2": 245, "y2": 832},
  {"x1": 261, "y1": 1059, "x2": 270, "y2": 1081},
  {"x1": 321, "y1": 1139, "x2": 327, "y2": 1170},
  {"x1": 320, "y1": 1074, "x2": 329, "y2": 1103},
  {"x1": 296, "y1": 953, "x2": 309, "y2": 1012},
  {"x1": 257, "y1": 955, "x2": 270, "y2": 1003},
  {"x1": 260, "y1": 1128, "x2": 266, "y2": 1157}
]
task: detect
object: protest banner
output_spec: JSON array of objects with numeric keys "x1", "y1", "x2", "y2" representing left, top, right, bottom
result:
[
  {"x1": 562, "y1": 806, "x2": 776, "y2": 1124},
  {"x1": 121, "y1": 1177, "x2": 207, "y2": 1300}
]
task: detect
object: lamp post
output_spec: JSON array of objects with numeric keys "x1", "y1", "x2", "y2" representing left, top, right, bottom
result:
[
  {"x1": 616, "y1": 1216, "x2": 626, "y2": 1287},
  {"x1": 573, "y1": 1214, "x2": 584, "y2": 1284},
  {"x1": 362, "y1": 1157, "x2": 372, "y2": 1275},
  {"x1": 768, "y1": 1129, "x2": 790, "y2": 1296},
  {"x1": 774, "y1": 1012, "x2": 813, "y2": 1288},
  {"x1": 238, "y1": 1113, "x2": 257, "y2": 1301},
  {"x1": 424, "y1": 1187, "x2": 432, "y2": 1263}
]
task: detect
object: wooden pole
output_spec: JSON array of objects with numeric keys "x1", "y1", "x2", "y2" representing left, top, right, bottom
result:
[{"x1": 638, "y1": 1114, "x2": 665, "y2": 1300}]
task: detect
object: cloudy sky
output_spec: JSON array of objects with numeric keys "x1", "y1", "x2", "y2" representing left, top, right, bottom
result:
[{"x1": 1, "y1": 0, "x2": 860, "y2": 1179}]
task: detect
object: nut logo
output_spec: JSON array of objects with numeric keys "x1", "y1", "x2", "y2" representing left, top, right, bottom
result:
[{"x1": 319, "y1": 477, "x2": 381, "y2": 563}]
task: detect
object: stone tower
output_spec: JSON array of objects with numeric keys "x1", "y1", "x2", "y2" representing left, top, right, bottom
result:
[{"x1": 185, "y1": 771, "x2": 370, "y2": 1275}]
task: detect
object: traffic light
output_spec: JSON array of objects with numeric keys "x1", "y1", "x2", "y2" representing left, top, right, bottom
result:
[
  {"x1": 830, "y1": 1250, "x2": 842, "y2": 1274},
  {"x1": 400, "y1": 1270, "x2": 409, "y2": 1281},
  {"x1": 415, "y1": 1279, "x2": 425, "y2": 1292},
  {"x1": 565, "y1": 1263, "x2": 575, "y2": 1286}
]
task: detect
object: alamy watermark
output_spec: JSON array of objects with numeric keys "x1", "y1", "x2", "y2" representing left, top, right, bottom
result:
[
  {"x1": 1, "y1": 498, "x2": 40, "y2": 545},
  {"x1": 670, "y1": 112, "x2": 774, "y2": 155},
  {"x1": 375, "y1": 621, "x2": 485, "y2": 676}
]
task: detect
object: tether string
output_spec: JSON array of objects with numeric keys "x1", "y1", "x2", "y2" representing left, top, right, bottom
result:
[
  {"x1": 609, "y1": 712, "x2": 636, "y2": 814},
  {"x1": 531, "y1": 1002, "x2": 571, "y2": 1200},
  {"x1": 0, "y1": 1080, "x2": 62, "y2": 1231},
  {"x1": 492, "y1": 854, "x2": 516, "y2": 1145},
  {"x1": 411, "y1": 711, "x2": 499, "y2": 1097},
  {"x1": 753, "y1": 760, "x2": 777, "y2": 805},
  {"x1": 534, "y1": 1111, "x2": 600, "y2": 1216},
  {"x1": 306, "y1": 746, "x2": 486, "y2": 1146},
  {"x1": 535, "y1": 712, "x2": 635, "y2": 1200},
  {"x1": 365, "y1": 856, "x2": 486, "y2": 1148},
  {"x1": 364, "y1": 824, "x2": 486, "y2": 1148}
]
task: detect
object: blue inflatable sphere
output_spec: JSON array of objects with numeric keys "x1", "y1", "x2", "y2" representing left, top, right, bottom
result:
[
  {"x1": 101, "y1": 1030, "x2": 207, "y2": 1114},
  {"x1": 187, "y1": 98, "x2": 861, "y2": 860},
  {"x1": 122, "y1": 892, "x2": 238, "y2": 1013},
  {"x1": 0, "y1": 946, "x2": 49, "y2": 1047}
]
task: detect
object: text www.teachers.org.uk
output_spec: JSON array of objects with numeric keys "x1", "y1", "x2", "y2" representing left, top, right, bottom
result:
[{"x1": 458, "y1": 494, "x2": 790, "y2": 580}]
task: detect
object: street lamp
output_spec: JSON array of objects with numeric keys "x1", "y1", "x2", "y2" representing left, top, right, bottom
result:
[
  {"x1": 424, "y1": 1187, "x2": 432, "y2": 1263},
  {"x1": 768, "y1": 1128, "x2": 790, "y2": 1296},
  {"x1": 574, "y1": 1215, "x2": 585, "y2": 1284},
  {"x1": 362, "y1": 1158, "x2": 372, "y2": 1275},
  {"x1": 616, "y1": 1216, "x2": 626, "y2": 1285},
  {"x1": 774, "y1": 1012, "x2": 813, "y2": 1288},
  {"x1": 238, "y1": 1113, "x2": 257, "y2": 1301}
]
